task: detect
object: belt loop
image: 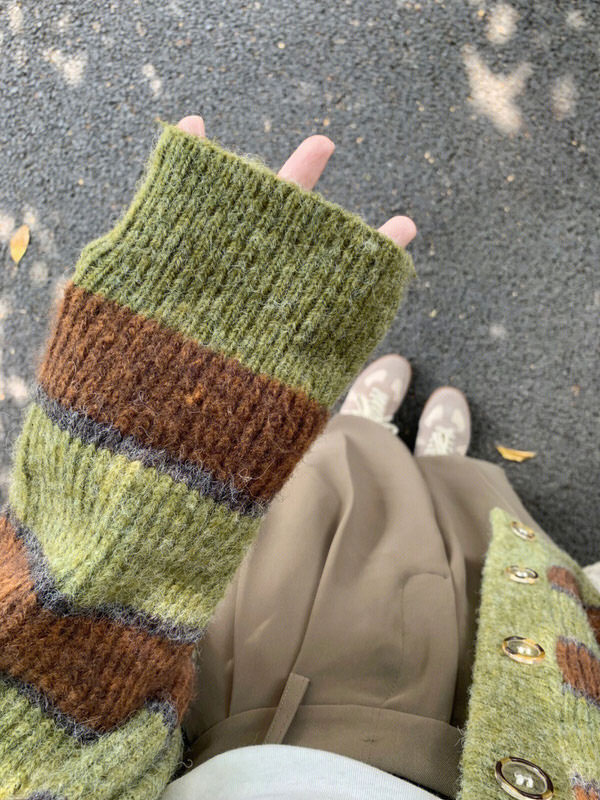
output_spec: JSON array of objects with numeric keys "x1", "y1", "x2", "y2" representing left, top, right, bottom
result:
[{"x1": 263, "y1": 672, "x2": 310, "y2": 744}]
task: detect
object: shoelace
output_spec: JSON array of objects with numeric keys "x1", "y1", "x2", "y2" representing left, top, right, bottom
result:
[
  {"x1": 349, "y1": 387, "x2": 399, "y2": 434},
  {"x1": 423, "y1": 425, "x2": 456, "y2": 456}
]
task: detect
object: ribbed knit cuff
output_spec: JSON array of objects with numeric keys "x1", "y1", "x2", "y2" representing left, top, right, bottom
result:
[{"x1": 74, "y1": 124, "x2": 415, "y2": 407}]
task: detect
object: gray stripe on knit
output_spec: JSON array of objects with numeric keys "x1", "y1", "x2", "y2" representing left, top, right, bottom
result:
[
  {"x1": 5, "y1": 507, "x2": 205, "y2": 644},
  {"x1": 35, "y1": 386, "x2": 268, "y2": 519},
  {"x1": 27, "y1": 794, "x2": 65, "y2": 800},
  {"x1": 0, "y1": 673, "x2": 178, "y2": 745}
]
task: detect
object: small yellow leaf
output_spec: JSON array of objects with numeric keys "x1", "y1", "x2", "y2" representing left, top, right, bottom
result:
[
  {"x1": 9, "y1": 224, "x2": 30, "y2": 264},
  {"x1": 496, "y1": 445, "x2": 537, "y2": 463}
]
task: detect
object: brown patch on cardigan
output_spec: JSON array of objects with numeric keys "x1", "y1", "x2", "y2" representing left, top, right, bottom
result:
[
  {"x1": 573, "y1": 780, "x2": 600, "y2": 800},
  {"x1": 548, "y1": 565, "x2": 582, "y2": 600},
  {"x1": 548, "y1": 566, "x2": 600, "y2": 645},
  {"x1": 587, "y1": 608, "x2": 600, "y2": 642},
  {"x1": 40, "y1": 283, "x2": 328, "y2": 502},
  {"x1": 556, "y1": 638, "x2": 600, "y2": 708},
  {"x1": 0, "y1": 514, "x2": 193, "y2": 732}
]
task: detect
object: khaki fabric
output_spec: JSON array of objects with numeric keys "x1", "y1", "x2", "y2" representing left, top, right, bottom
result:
[{"x1": 184, "y1": 415, "x2": 542, "y2": 798}]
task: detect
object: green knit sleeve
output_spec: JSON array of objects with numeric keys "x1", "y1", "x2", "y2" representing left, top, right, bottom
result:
[
  {"x1": 75, "y1": 124, "x2": 415, "y2": 407},
  {"x1": 0, "y1": 125, "x2": 414, "y2": 800}
]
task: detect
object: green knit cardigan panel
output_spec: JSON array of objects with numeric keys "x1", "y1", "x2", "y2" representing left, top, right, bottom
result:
[{"x1": 460, "y1": 508, "x2": 600, "y2": 800}]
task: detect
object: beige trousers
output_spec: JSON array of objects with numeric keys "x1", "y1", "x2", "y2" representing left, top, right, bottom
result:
[{"x1": 183, "y1": 415, "x2": 542, "y2": 798}]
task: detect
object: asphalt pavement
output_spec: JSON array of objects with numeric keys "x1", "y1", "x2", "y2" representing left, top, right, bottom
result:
[{"x1": 0, "y1": 0, "x2": 598, "y2": 562}]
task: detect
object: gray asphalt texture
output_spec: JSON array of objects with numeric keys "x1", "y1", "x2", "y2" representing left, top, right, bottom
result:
[{"x1": 0, "y1": 1, "x2": 598, "y2": 564}]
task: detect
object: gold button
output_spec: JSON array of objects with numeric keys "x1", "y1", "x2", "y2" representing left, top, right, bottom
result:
[
  {"x1": 502, "y1": 636, "x2": 545, "y2": 664},
  {"x1": 495, "y1": 757, "x2": 554, "y2": 799},
  {"x1": 511, "y1": 521, "x2": 536, "y2": 541},
  {"x1": 505, "y1": 565, "x2": 539, "y2": 584}
]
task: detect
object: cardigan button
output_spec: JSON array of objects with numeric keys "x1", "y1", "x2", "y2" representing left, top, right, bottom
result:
[
  {"x1": 502, "y1": 636, "x2": 545, "y2": 664},
  {"x1": 511, "y1": 521, "x2": 536, "y2": 541},
  {"x1": 505, "y1": 565, "x2": 539, "y2": 584},
  {"x1": 495, "y1": 756, "x2": 554, "y2": 799}
]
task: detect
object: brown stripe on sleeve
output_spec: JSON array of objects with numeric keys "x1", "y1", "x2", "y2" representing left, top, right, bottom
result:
[
  {"x1": 556, "y1": 638, "x2": 600, "y2": 708},
  {"x1": 39, "y1": 284, "x2": 329, "y2": 502},
  {"x1": 0, "y1": 514, "x2": 193, "y2": 733}
]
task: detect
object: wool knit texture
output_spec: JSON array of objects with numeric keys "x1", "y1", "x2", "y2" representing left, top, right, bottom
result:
[
  {"x1": 459, "y1": 508, "x2": 600, "y2": 800},
  {"x1": 0, "y1": 124, "x2": 414, "y2": 799}
]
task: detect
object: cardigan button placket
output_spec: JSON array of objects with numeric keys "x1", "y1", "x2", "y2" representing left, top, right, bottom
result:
[
  {"x1": 492, "y1": 522, "x2": 552, "y2": 799},
  {"x1": 503, "y1": 522, "x2": 544, "y2": 661},
  {"x1": 502, "y1": 636, "x2": 545, "y2": 664},
  {"x1": 495, "y1": 756, "x2": 554, "y2": 799},
  {"x1": 511, "y1": 520, "x2": 537, "y2": 541},
  {"x1": 505, "y1": 565, "x2": 539, "y2": 584}
]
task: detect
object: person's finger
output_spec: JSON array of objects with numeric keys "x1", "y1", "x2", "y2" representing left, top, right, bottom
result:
[
  {"x1": 278, "y1": 135, "x2": 335, "y2": 191},
  {"x1": 175, "y1": 120, "x2": 415, "y2": 247},
  {"x1": 176, "y1": 120, "x2": 332, "y2": 191},
  {"x1": 378, "y1": 215, "x2": 417, "y2": 248},
  {"x1": 177, "y1": 115, "x2": 206, "y2": 138}
]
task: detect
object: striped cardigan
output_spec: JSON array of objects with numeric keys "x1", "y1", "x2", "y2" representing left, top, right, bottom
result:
[
  {"x1": 0, "y1": 126, "x2": 598, "y2": 800},
  {"x1": 0, "y1": 125, "x2": 413, "y2": 798}
]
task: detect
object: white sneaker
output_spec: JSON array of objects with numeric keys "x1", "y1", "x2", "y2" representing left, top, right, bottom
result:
[
  {"x1": 340, "y1": 354, "x2": 412, "y2": 434},
  {"x1": 415, "y1": 386, "x2": 471, "y2": 456}
]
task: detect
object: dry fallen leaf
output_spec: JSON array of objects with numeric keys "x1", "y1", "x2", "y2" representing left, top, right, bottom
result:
[
  {"x1": 496, "y1": 445, "x2": 537, "y2": 463},
  {"x1": 9, "y1": 224, "x2": 30, "y2": 264}
]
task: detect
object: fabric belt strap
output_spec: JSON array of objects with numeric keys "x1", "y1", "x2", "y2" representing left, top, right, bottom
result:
[{"x1": 264, "y1": 673, "x2": 311, "y2": 744}]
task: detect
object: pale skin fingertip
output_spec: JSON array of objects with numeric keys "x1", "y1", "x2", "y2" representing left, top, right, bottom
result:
[
  {"x1": 306, "y1": 134, "x2": 336, "y2": 156},
  {"x1": 378, "y1": 215, "x2": 417, "y2": 248},
  {"x1": 176, "y1": 115, "x2": 206, "y2": 138},
  {"x1": 173, "y1": 120, "x2": 415, "y2": 246},
  {"x1": 278, "y1": 135, "x2": 336, "y2": 189}
]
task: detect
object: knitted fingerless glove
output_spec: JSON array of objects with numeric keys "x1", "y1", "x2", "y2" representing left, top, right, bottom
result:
[{"x1": 0, "y1": 125, "x2": 414, "y2": 799}]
